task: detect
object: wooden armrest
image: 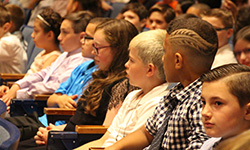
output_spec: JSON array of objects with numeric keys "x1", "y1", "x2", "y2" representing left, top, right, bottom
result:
[
  {"x1": 89, "y1": 147, "x2": 105, "y2": 150},
  {"x1": 44, "y1": 107, "x2": 76, "y2": 116},
  {"x1": 0, "y1": 73, "x2": 25, "y2": 80},
  {"x1": 33, "y1": 94, "x2": 51, "y2": 100},
  {"x1": 75, "y1": 125, "x2": 108, "y2": 134}
]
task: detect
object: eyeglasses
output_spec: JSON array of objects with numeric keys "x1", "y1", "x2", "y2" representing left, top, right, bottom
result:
[
  {"x1": 234, "y1": 49, "x2": 250, "y2": 58},
  {"x1": 214, "y1": 27, "x2": 231, "y2": 31},
  {"x1": 84, "y1": 36, "x2": 94, "y2": 43},
  {"x1": 92, "y1": 43, "x2": 111, "y2": 54}
]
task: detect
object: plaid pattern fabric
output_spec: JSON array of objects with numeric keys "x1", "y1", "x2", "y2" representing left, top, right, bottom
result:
[{"x1": 145, "y1": 79, "x2": 209, "y2": 150}]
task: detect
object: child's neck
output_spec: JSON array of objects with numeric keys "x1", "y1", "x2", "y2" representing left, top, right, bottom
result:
[
  {"x1": 138, "y1": 80, "x2": 166, "y2": 99},
  {"x1": 44, "y1": 44, "x2": 60, "y2": 54}
]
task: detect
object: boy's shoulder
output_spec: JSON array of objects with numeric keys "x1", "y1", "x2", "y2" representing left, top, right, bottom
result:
[
  {"x1": 175, "y1": 79, "x2": 202, "y2": 103},
  {"x1": 0, "y1": 32, "x2": 23, "y2": 49},
  {"x1": 1, "y1": 32, "x2": 20, "y2": 42}
]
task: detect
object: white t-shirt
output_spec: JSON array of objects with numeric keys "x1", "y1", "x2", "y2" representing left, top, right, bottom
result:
[{"x1": 103, "y1": 82, "x2": 172, "y2": 147}]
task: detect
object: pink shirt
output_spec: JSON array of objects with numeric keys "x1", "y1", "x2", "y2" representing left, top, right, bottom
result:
[{"x1": 26, "y1": 50, "x2": 61, "y2": 75}]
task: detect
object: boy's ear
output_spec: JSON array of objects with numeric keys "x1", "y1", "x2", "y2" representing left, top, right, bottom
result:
[
  {"x1": 146, "y1": 63, "x2": 156, "y2": 77},
  {"x1": 72, "y1": 1, "x2": 80, "y2": 12},
  {"x1": 79, "y1": 32, "x2": 86, "y2": 40},
  {"x1": 244, "y1": 102, "x2": 250, "y2": 120},
  {"x1": 3, "y1": 22, "x2": 11, "y2": 33},
  {"x1": 226, "y1": 28, "x2": 233, "y2": 39},
  {"x1": 174, "y1": 52, "x2": 183, "y2": 69}
]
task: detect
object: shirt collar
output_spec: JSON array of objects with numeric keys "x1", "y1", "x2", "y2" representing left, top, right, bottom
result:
[
  {"x1": 67, "y1": 47, "x2": 82, "y2": 56},
  {"x1": 167, "y1": 78, "x2": 202, "y2": 103}
]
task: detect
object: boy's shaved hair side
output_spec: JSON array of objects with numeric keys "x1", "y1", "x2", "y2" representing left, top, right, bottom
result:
[{"x1": 167, "y1": 18, "x2": 218, "y2": 73}]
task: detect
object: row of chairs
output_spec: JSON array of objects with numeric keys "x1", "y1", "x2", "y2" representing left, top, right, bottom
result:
[
  {"x1": 9, "y1": 97, "x2": 107, "y2": 150},
  {"x1": 0, "y1": 3, "x2": 127, "y2": 149}
]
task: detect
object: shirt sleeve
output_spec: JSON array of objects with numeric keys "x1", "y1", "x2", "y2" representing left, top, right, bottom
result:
[
  {"x1": 145, "y1": 99, "x2": 166, "y2": 136},
  {"x1": 16, "y1": 67, "x2": 49, "y2": 89},
  {"x1": 186, "y1": 93, "x2": 209, "y2": 150},
  {"x1": 16, "y1": 54, "x2": 86, "y2": 98}
]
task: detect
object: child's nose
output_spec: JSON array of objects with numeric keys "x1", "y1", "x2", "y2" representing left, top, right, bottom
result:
[{"x1": 201, "y1": 105, "x2": 212, "y2": 119}]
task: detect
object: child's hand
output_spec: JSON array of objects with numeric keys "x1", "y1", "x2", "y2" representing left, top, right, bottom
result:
[
  {"x1": 57, "y1": 94, "x2": 77, "y2": 109},
  {"x1": 0, "y1": 85, "x2": 9, "y2": 97},
  {"x1": 34, "y1": 127, "x2": 49, "y2": 145},
  {"x1": 2, "y1": 84, "x2": 20, "y2": 107},
  {"x1": 34, "y1": 123, "x2": 58, "y2": 145}
]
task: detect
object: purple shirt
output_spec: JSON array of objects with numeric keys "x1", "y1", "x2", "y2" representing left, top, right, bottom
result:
[{"x1": 16, "y1": 48, "x2": 91, "y2": 99}]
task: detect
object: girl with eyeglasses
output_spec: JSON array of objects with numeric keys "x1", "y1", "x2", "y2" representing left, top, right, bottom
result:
[{"x1": 32, "y1": 19, "x2": 138, "y2": 148}]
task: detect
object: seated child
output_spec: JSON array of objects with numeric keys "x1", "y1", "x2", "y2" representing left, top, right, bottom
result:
[
  {"x1": 26, "y1": 8, "x2": 62, "y2": 75},
  {"x1": 0, "y1": 11, "x2": 93, "y2": 108},
  {"x1": 0, "y1": 5, "x2": 27, "y2": 73},
  {"x1": 200, "y1": 63, "x2": 250, "y2": 150},
  {"x1": 201, "y1": 8, "x2": 237, "y2": 69},
  {"x1": 76, "y1": 29, "x2": 174, "y2": 149},
  {"x1": 147, "y1": 4, "x2": 175, "y2": 30},
  {"x1": 120, "y1": 2, "x2": 148, "y2": 32}
]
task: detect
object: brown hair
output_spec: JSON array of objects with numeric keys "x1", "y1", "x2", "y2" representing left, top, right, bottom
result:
[
  {"x1": 5, "y1": 4, "x2": 25, "y2": 32},
  {"x1": 201, "y1": 8, "x2": 233, "y2": 28},
  {"x1": 0, "y1": 5, "x2": 10, "y2": 27},
  {"x1": 81, "y1": 19, "x2": 138, "y2": 116},
  {"x1": 200, "y1": 64, "x2": 250, "y2": 107},
  {"x1": 64, "y1": 11, "x2": 94, "y2": 33},
  {"x1": 149, "y1": 4, "x2": 176, "y2": 24},
  {"x1": 36, "y1": 8, "x2": 62, "y2": 45}
]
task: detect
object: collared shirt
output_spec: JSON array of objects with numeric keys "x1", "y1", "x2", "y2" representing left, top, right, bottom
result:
[
  {"x1": 145, "y1": 79, "x2": 209, "y2": 150},
  {"x1": 0, "y1": 32, "x2": 27, "y2": 73},
  {"x1": 200, "y1": 137, "x2": 221, "y2": 150},
  {"x1": 55, "y1": 60, "x2": 96, "y2": 100},
  {"x1": 211, "y1": 44, "x2": 237, "y2": 69},
  {"x1": 16, "y1": 48, "x2": 91, "y2": 99}
]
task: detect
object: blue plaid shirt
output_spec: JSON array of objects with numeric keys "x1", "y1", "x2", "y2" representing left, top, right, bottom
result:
[{"x1": 145, "y1": 79, "x2": 209, "y2": 150}]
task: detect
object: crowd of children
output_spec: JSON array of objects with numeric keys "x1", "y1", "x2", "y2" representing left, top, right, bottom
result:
[{"x1": 0, "y1": 0, "x2": 250, "y2": 149}]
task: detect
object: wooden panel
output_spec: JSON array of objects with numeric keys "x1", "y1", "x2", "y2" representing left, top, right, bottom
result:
[
  {"x1": 44, "y1": 108, "x2": 76, "y2": 115},
  {"x1": 75, "y1": 125, "x2": 108, "y2": 134},
  {"x1": 0, "y1": 73, "x2": 25, "y2": 80},
  {"x1": 89, "y1": 147, "x2": 105, "y2": 150},
  {"x1": 33, "y1": 94, "x2": 51, "y2": 100}
]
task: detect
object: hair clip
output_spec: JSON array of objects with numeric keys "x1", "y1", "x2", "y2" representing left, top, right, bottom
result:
[{"x1": 37, "y1": 14, "x2": 51, "y2": 27}]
